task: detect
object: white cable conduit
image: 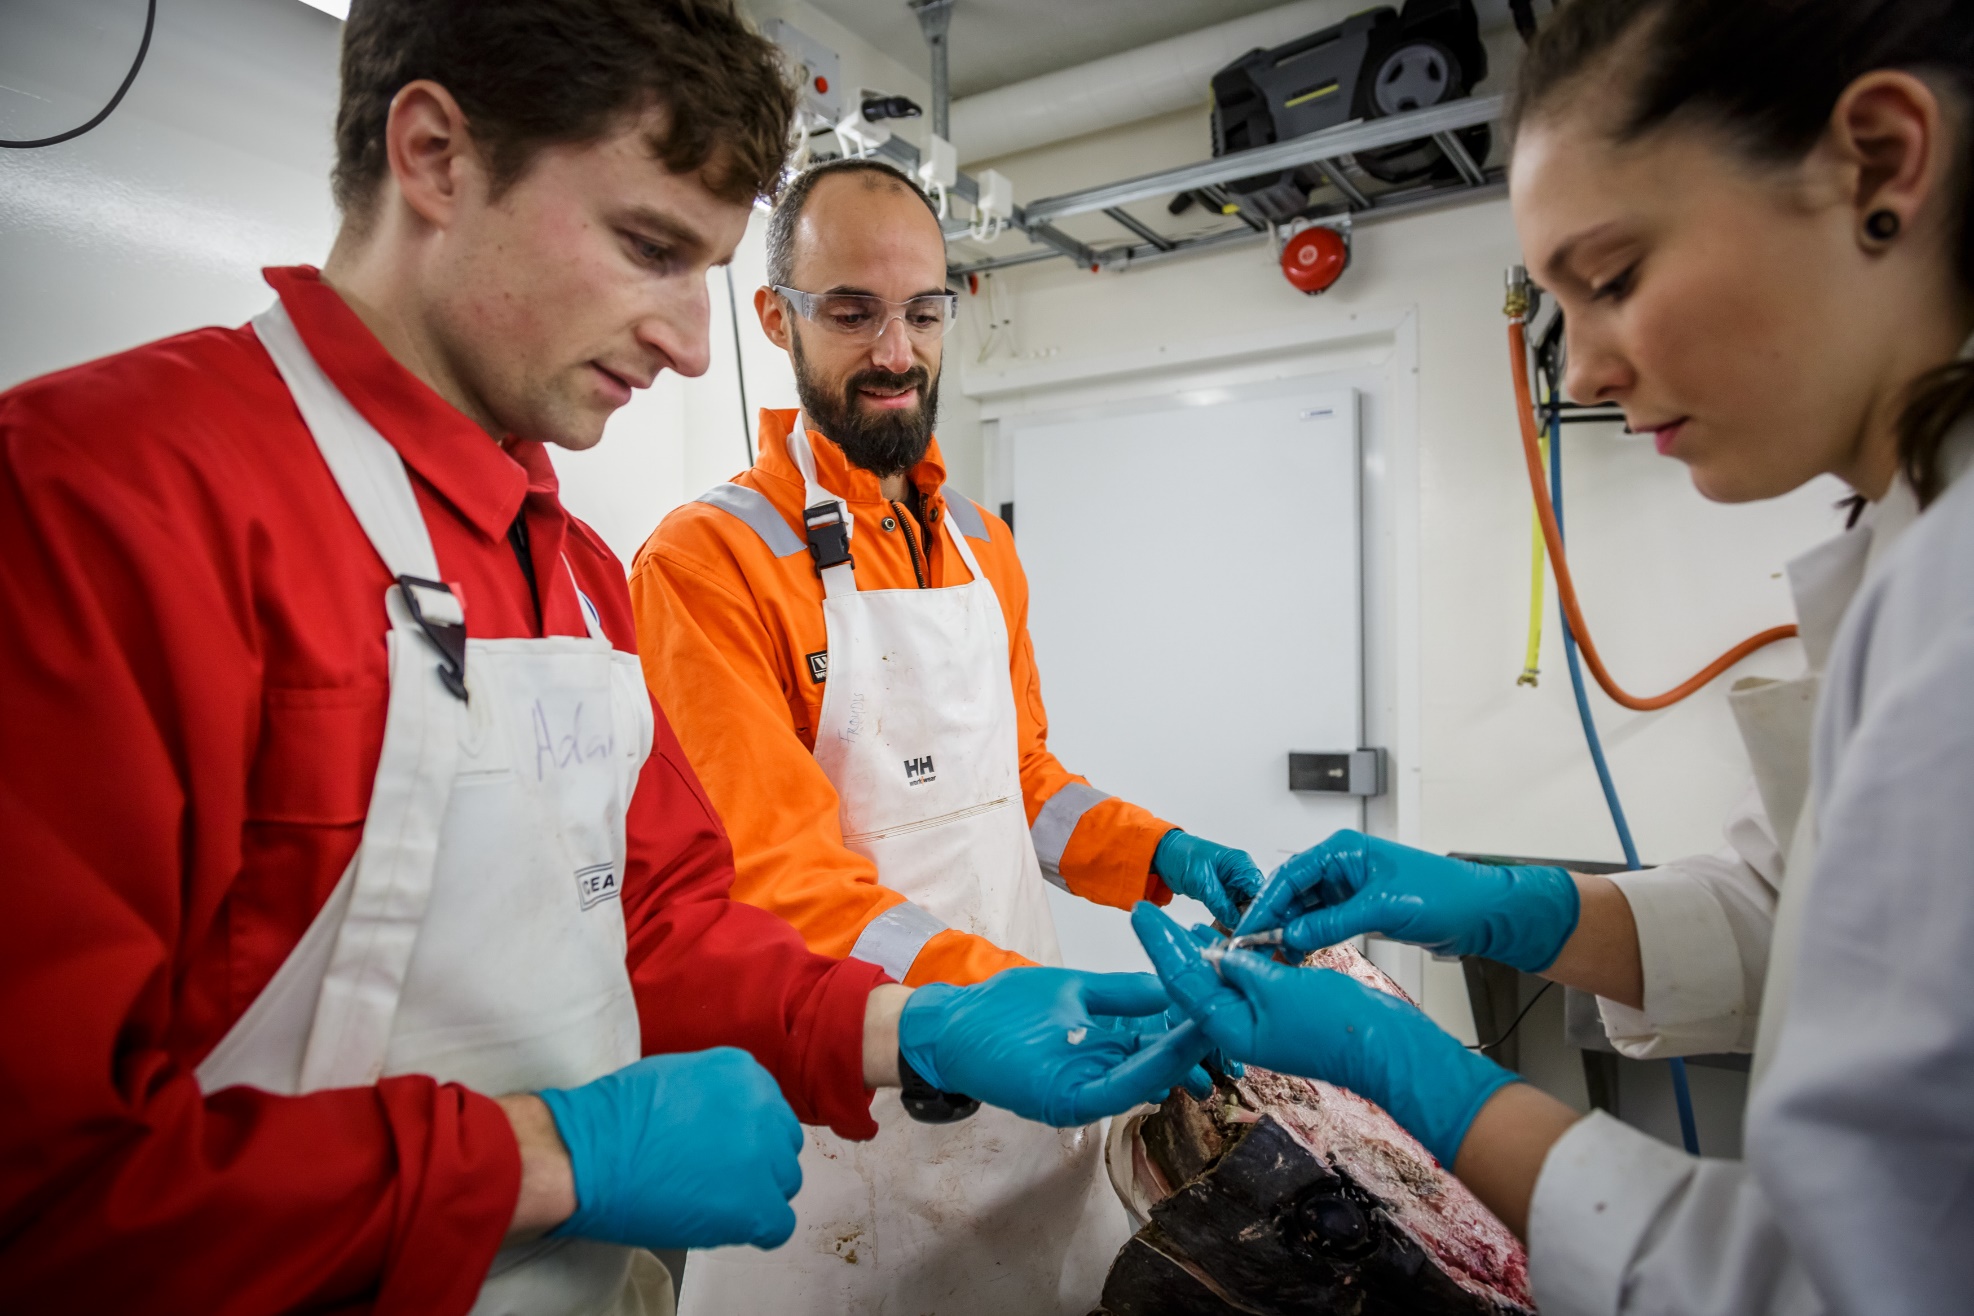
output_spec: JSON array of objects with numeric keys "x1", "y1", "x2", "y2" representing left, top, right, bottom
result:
[{"x1": 947, "y1": 0, "x2": 1371, "y2": 165}]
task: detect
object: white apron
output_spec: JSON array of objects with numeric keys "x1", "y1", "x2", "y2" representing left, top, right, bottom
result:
[
  {"x1": 1742, "y1": 483, "x2": 1915, "y2": 1087},
  {"x1": 677, "y1": 418, "x2": 1132, "y2": 1314},
  {"x1": 1732, "y1": 673, "x2": 1819, "y2": 1088},
  {"x1": 196, "y1": 303, "x2": 668, "y2": 1315}
]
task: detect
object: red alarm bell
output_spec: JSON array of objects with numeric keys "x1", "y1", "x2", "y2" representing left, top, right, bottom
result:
[{"x1": 1280, "y1": 224, "x2": 1349, "y2": 295}]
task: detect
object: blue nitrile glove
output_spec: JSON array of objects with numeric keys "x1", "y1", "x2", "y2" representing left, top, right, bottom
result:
[
  {"x1": 1098, "y1": 1007, "x2": 1219, "y2": 1099},
  {"x1": 539, "y1": 1049, "x2": 803, "y2": 1251},
  {"x1": 1096, "y1": 924, "x2": 1243, "y2": 1098},
  {"x1": 1175, "y1": 923, "x2": 1244, "y2": 1085},
  {"x1": 1153, "y1": 830, "x2": 1265, "y2": 929},
  {"x1": 898, "y1": 967, "x2": 1218, "y2": 1127},
  {"x1": 1234, "y1": 829, "x2": 1580, "y2": 973},
  {"x1": 1134, "y1": 904, "x2": 1517, "y2": 1168}
]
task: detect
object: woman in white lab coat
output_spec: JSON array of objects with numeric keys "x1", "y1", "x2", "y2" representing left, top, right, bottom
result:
[{"x1": 1136, "y1": 2, "x2": 1974, "y2": 1313}]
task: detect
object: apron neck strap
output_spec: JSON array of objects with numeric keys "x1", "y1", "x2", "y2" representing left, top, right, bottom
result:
[
  {"x1": 787, "y1": 413, "x2": 859, "y2": 597},
  {"x1": 939, "y1": 505, "x2": 987, "y2": 582},
  {"x1": 254, "y1": 300, "x2": 469, "y2": 698},
  {"x1": 784, "y1": 413, "x2": 845, "y2": 522},
  {"x1": 253, "y1": 302, "x2": 445, "y2": 588},
  {"x1": 787, "y1": 413, "x2": 990, "y2": 598}
]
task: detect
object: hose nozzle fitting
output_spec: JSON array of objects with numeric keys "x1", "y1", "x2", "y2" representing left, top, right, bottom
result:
[{"x1": 1504, "y1": 265, "x2": 1532, "y2": 321}]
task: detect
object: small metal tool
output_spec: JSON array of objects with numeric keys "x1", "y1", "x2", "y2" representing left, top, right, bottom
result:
[{"x1": 1198, "y1": 927, "x2": 1284, "y2": 978}]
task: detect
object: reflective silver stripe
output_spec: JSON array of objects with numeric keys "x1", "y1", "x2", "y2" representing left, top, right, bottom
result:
[
  {"x1": 1031, "y1": 782, "x2": 1111, "y2": 889},
  {"x1": 848, "y1": 900, "x2": 948, "y2": 980},
  {"x1": 941, "y1": 487, "x2": 990, "y2": 541},
  {"x1": 697, "y1": 482, "x2": 805, "y2": 557}
]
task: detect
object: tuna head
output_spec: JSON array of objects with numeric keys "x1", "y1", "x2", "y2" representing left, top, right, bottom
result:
[{"x1": 1097, "y1": 944, "x2": 1534, "y2": 1316}]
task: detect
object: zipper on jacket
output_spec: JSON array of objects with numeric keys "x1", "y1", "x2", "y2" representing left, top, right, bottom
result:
[{"x1": 890, "y1": 498, "x2": 929, "y2": 588}]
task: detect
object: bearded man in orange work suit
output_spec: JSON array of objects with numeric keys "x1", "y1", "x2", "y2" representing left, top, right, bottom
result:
[{"x1": 628, "y1": 158, "x2": 1263, "y2": 1315}]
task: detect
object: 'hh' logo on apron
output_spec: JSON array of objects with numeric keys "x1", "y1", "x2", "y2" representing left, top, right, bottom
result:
[{"x1": 903, "y1": 755, "x2": 937, "y2": 786}]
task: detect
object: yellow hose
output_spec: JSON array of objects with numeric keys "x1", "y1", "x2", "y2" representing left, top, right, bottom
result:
[{"x1": 1517, "y1": 425, "x2": 1548, "y2": 687}]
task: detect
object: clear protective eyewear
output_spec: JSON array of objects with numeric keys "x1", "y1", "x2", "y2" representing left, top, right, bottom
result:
[{"x1": 773, "y1": 284, "x2": 959, "y2": 343}]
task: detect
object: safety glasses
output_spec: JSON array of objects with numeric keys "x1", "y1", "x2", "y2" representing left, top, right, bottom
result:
[{"x1": 773, "y1": 285, "x2": 959, "y2": 343}]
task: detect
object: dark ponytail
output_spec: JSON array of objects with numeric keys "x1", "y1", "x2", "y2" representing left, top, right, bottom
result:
[
  {"x1": 1898, "y1": 361, "x2": 1974, "y2": 505},
  {"x1": 1511, "y1": 0, "x2": 1974, "y2": 505}
]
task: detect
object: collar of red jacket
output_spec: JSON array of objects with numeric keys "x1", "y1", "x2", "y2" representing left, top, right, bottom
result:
[
  {"x1": 260, "y1": 265, "x2": 556, "y2": 543},
  {"x1": 754, "y1": 407, "x2": 949, "y2": 507}
]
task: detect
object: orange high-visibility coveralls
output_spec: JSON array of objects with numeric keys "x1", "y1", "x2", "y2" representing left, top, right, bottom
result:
[{"x1": 630, "y1": 410, "x2": 1175, "y2": 986}]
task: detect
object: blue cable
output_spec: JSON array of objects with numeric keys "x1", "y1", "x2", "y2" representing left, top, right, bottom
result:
[{"x1": 1547, "y1": 405, "x2": 1703, "y2": 1158}]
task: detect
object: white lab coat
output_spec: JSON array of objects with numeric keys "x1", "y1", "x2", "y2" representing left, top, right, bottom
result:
[{"x1": 1527, "y1": 425, "x2": 1974, "y2": 1316}]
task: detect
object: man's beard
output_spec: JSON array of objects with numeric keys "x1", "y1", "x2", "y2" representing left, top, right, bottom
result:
[{"x1": 792, "y1": 329, "x2": 940, "y2": 477}]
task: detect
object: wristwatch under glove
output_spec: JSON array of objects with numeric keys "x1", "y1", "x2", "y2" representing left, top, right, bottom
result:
[{"x1": 897, "y1": 1047, "x2": 980, "y2": 1123}]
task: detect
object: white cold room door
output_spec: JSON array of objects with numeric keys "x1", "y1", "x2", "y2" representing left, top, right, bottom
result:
[{"x1": 1011, "y1": 384, "x2": 1363, "y2": 972}]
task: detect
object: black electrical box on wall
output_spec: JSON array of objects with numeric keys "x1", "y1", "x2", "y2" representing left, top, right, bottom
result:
[{"x1": 1288, "y1": 749, "x2": 1386, "y2": 796}]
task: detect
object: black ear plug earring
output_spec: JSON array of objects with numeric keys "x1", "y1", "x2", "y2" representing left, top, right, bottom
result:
[{"x1": 1866, "y1": 209, "x2": 1902, "y2": 242}]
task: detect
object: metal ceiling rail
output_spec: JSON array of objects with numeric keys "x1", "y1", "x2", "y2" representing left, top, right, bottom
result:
[
  {"x1": 870, "y1": 133, "x2": 1101, "y2": 268},
  {"x1": 948, "y1": 177, "x2": 1506, "y2": 279},
  {"x1": 1019, "y1": 93, "x2": 1503, "y2": 225},
  {"x1": 1022, "y1": 220, "x2": 1102, "y2": 267},
  {"x1": 856, "y1": 92, "x2": 1506, "y2": 279},
  {"x1": 1102, "y1": 206, "x2": 1175, "y2": 252},
  {"x1": 1110, "y1": 178, "x2": 1507, "y2": 273}
]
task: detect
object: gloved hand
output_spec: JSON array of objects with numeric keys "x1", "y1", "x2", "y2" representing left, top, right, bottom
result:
[
  {"x1": 1091, "y1": 921, "x2": 1243, "y2": 1098},
  {"x1": 899, "y1": 967, "x2": 1217, "y2": 1127},
  {"x1": 1172, "y1": 923, "x2": 1244, "y2": 1085},
  {"x1": 1134, "y1": 903, "x2": 1517, "y2": 1168},
  {"x1": 1096, "y1": 1006, "x2": 1220, "y2": 1099},
  {"x1": 1234, "y1": 829, "x2": 1579, "y2": 973},
  {"x1": 539, "y1": 1048, "x2": 803, "y2": 1251},
  {"x1": 1153, "y1": 830, "x2": 1264, "y2": 929}
]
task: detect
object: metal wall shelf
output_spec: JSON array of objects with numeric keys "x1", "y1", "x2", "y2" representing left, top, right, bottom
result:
[{"x1": 864, "y1": 93, "x2": 1506, "y2": 280}]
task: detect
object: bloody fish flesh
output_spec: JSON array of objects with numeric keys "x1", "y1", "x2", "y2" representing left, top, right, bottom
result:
[{"x1": 1098, "y1": 944, "x2": 1535, "y2": 1315}]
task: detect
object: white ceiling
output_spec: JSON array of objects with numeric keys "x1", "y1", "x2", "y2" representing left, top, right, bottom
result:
[{"x1": 806, "y1": 0, "x2": 1292, "y2": 99}]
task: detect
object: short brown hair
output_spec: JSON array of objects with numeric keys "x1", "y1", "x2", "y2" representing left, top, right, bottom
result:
[
  {"x1": 333, "y1": 0, "x2": 796, "y2": 225},
  {"x1": 765, "y1": 159, "x2": 942, "y2": 288}
]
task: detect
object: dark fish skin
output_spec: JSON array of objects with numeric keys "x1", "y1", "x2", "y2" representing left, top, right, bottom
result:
[
  {"x1": 1100, "y1": 1096, "x2": 1527, "y2": 1315},
  {"x1": 1102, "y1": 1229, "x2": 1267, "y2": 1316},
  {"x1": 1098, "y1": 946, "x2": 1534, "y2": 1316}
]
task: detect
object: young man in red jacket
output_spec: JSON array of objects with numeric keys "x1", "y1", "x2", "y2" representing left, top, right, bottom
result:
[{"x1": 0, "y1": 3, "x2": 1205, "y2": 1312}]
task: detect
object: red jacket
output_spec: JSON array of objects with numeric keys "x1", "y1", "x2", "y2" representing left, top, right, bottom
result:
[{"x1": 0, "y1": 267, "x2": 885, "y2": 1314}]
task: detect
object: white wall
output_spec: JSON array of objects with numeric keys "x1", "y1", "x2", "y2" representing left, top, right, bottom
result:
[
  {"x1": 748, "y1": 0, "x2": 932, "y2": 127},
  {"x1": 0, "y1": 0, "x2": 341, "y2": 390}
]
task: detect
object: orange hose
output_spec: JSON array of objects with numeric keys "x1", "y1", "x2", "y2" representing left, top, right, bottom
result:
[{"x1": 1508, "y1": 318, "x2": 1798, "y2": 712}]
